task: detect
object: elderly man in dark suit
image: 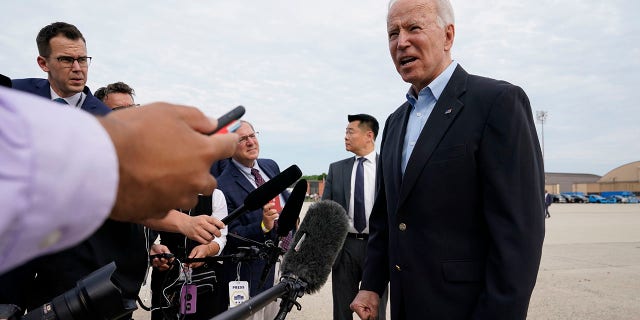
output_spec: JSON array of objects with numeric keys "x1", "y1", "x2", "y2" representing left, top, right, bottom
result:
[
  {"x1": 351, "y1": 0, "x2": 545, "y2": 319},
  {"x1": 322, "y1": 114, "x2": 388, "y2": 320},
  {"x1": 216, "y1": 120, "x2": 290, "y2": 320},
  {"x1": 11, "y1": 22, "x2": 110, "y2": 115}
]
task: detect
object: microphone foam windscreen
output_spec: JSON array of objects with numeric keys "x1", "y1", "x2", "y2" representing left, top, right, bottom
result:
[
  {"x1": 280, "y1": 200, "x2": 348, "y2": 294},
  {"x1": 244, "y1": 164, "x2": 302, "y2": 211},
  {"x1": 277, "y1": 179, "x2": 307, "y2": 237}
]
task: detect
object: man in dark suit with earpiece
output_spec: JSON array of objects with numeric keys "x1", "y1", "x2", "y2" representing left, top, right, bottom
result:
[{"x1": 323, "y1": 113, "x2": 389, "y2": 320}]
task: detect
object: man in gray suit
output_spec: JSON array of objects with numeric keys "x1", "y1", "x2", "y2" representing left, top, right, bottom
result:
[{"x1": 322, "y1": 114, "x2": 388, "y2": 320}]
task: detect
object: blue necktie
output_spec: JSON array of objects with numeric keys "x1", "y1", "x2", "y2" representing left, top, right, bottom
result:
[
  {"x1": 52, "y1": 98, "x2": 68, "y2": 105},
  {"x1": 354, "y1": 157, "x2": 366, "y2": 233}
]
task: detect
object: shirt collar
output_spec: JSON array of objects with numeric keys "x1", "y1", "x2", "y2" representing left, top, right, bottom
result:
[
  {"x1": 405, "y1": 60, "x2": 458, "y2": 106},
  {"x1": 50, "y1": 88, "x2": 84, "y2": 107},
  {"x1": 231, "y1": 158, "x2": 263, "y2": 176},
  {"x1": 356, "y1": 150, "x2": 377, "y2": 164}
]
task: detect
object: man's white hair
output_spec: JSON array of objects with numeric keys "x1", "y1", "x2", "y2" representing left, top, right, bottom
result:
[{"x1": 388, "y1": 0, "x2": 455, "y2": 27}]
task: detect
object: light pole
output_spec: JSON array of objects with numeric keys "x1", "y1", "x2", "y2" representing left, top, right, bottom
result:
[{"x1": 536, "y1": 110, "x2": 548, "y2": 158}]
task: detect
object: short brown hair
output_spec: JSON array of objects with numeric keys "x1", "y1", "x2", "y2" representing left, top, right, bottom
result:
[
  {"x1": 36, "y1": 22, "x2": 86, "y2": 57},
  {"x1": 95, "y1": 82, "x2": 135, "y2": 102}
]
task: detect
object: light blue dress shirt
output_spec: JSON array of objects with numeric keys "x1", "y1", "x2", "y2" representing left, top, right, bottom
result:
[{"x1": 401, "y1": 61, "x2": 458, "y2": 173}]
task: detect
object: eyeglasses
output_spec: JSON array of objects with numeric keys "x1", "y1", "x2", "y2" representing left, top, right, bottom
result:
[
  {"x1": 111, "y1": 104, "x2": 140, "y2": 111},
  {"x1": 238, "y1": 132, "x2": 259, "y2": 144},
  {"x1": 54, "y1": 56, "x2": 92, "y2": 68}
]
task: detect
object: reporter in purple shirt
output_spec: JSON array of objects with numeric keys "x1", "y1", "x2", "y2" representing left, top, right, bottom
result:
[{"x1": 0, "y1": 87, "x2": 238, "y2": 274}]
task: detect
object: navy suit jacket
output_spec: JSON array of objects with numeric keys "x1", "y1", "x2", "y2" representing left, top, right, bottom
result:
[
  {"x1": 12, "y1": 78, "x2": 111, "y2": 115},
  {"x1": 216, "y1": 158, "x2": 289, "y2": 297},
  {"x1": 361, "y1": 65, "x2": 545, "y2": 319}
]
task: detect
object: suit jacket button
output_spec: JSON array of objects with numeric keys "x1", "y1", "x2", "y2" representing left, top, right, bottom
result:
[{"x1": 399, "y1": 223, "x2": 407, "y2": 231}]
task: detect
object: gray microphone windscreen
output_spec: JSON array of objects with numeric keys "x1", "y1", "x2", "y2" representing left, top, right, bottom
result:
[{"x1": 280, "y1": 200, "x2": 348, "y2": 294}]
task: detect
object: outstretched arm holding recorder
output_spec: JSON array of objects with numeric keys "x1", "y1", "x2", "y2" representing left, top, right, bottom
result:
[{"x1": 0, "y1": 87, "x2": 238, "y2": 274}]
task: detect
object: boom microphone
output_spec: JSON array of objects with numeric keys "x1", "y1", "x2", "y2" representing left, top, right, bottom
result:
[
  {"x1": 276, "y1": 179, "x2": 307, "y2": 237},
  {"x1": 221, "y1": 164, "x2": 302, "y2": 225},
  {"x1": 280, "y1": 199, "x2": 348, "y2": 293},
  {"x1": 211, "y1": 200, "x2": 348, "y2": 320}
]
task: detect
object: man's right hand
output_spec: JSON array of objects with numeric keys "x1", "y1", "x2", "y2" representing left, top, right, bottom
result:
[
  {"x1": 99, "y1": 103, "x2": 238, "y2": 222},
  {"x1": 351, "y1": 290, "x2": 380, "y2": 320}
]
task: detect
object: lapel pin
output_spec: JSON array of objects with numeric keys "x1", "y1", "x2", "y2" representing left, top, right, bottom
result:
[{"x1": 444, "y1": 108, "x2": 453, "y2": 115}]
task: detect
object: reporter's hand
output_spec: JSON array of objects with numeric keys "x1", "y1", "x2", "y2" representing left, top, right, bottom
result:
[
  {"x1": 186, "y1": 243, "x2": 219, "y2": 268},
  {"x1": 179, "y1": 214, "x2": 224, "y2": 244},
  {"x1": 150, "y1": 244, "x2": 173, "y2": 271},
  {"x1": 99, "y1": 104, "x2": 237, "y2": 222},
  {"x1": 261, "y1": 201, "x2": 279, "y2": 231},
  {"x1": 351, "y1": 290, "x2": 380, "y2": 320}
]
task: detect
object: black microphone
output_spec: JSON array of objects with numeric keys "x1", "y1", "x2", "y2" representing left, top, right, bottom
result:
[
  {"x1": 221, "y1": 164, "x2": 302, "y2": 225},
  {"x1": 257, "y1": 179, "x2": 308, "y2": 288},
  {"x1": 276, "y1": 179, "x2": 307, "y2": 238},
  {"x1": 211, "y1": 200, "x2": 348, "y2": 320},
  {"x1": 0, "y1": 74, "x2": 12, "y2": 88}
]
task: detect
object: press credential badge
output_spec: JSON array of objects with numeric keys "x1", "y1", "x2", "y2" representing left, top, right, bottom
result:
[{"x1": 228, "y1": 281, "x2": 249, "y2": 308}]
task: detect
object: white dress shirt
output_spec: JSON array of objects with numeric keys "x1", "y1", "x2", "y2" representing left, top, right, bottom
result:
[{"x1": 348, "y1": 150, "x2": 376, "y2": 234}]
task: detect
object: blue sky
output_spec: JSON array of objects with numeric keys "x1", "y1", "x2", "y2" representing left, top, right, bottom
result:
[{"x1": 2, "y1": 1, "x2": 638, "y2": 176}]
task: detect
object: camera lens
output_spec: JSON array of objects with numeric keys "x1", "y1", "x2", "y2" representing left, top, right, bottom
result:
[{"x1": 21, "y1": 263, "x2": 137, "y2": 320}]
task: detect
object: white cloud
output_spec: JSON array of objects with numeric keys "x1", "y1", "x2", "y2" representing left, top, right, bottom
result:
[{"x1": 1, "y1": 0, "x2": 638, "y2": 176}]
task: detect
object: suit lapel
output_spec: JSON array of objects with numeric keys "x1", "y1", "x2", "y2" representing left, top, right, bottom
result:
[
  {"x1": 38, "y1": 80, "x2": 52, "y2": 99},
  {"x1": 398, "y1": 66, "x2": 468, "y2": 206},
  {"x1": 80, "y1": 87, "x2": 94, "y2": 112},
  {"x1": 388, "y1": 103, "x2": 412, "y2": 196},
  {"x1": 341, "y1": 158, "x2": 355, "y2": 203},
  {"x1": 230, "y1": 162, "x2": 255, "y2": 194}
]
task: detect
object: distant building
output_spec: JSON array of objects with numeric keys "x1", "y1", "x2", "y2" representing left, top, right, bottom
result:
[
  {"x1": 307, "y1": 179, "x2": 325, "y2": 199},
  {"x1": 545, "y1": 173, "x2": 601, "y2": 193},
  {"x1": 545, "y1": 161, "x2": 640, "y2": 194}
]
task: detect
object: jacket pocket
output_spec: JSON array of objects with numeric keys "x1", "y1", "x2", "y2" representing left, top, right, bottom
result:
[{"x1": 429, "y1": 144, "x2": 466, "y2": 164}]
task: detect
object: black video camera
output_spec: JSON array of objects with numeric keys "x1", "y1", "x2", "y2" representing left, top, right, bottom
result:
[{"x1": 0, "y1": 262, "x2": 136, "y2": 320}]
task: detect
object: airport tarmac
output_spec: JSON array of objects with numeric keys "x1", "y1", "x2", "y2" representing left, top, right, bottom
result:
[{"x1": 135, "y1": 203, "x2": 640, "y2": 319}]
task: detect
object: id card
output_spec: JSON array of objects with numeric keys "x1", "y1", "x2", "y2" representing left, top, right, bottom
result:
[
  {"x1": 180, "y1": 284, "x2": 197, "y2": 314},
  {"x1": 228, "y1": 281, "x2": 249, "y2": 308}
]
